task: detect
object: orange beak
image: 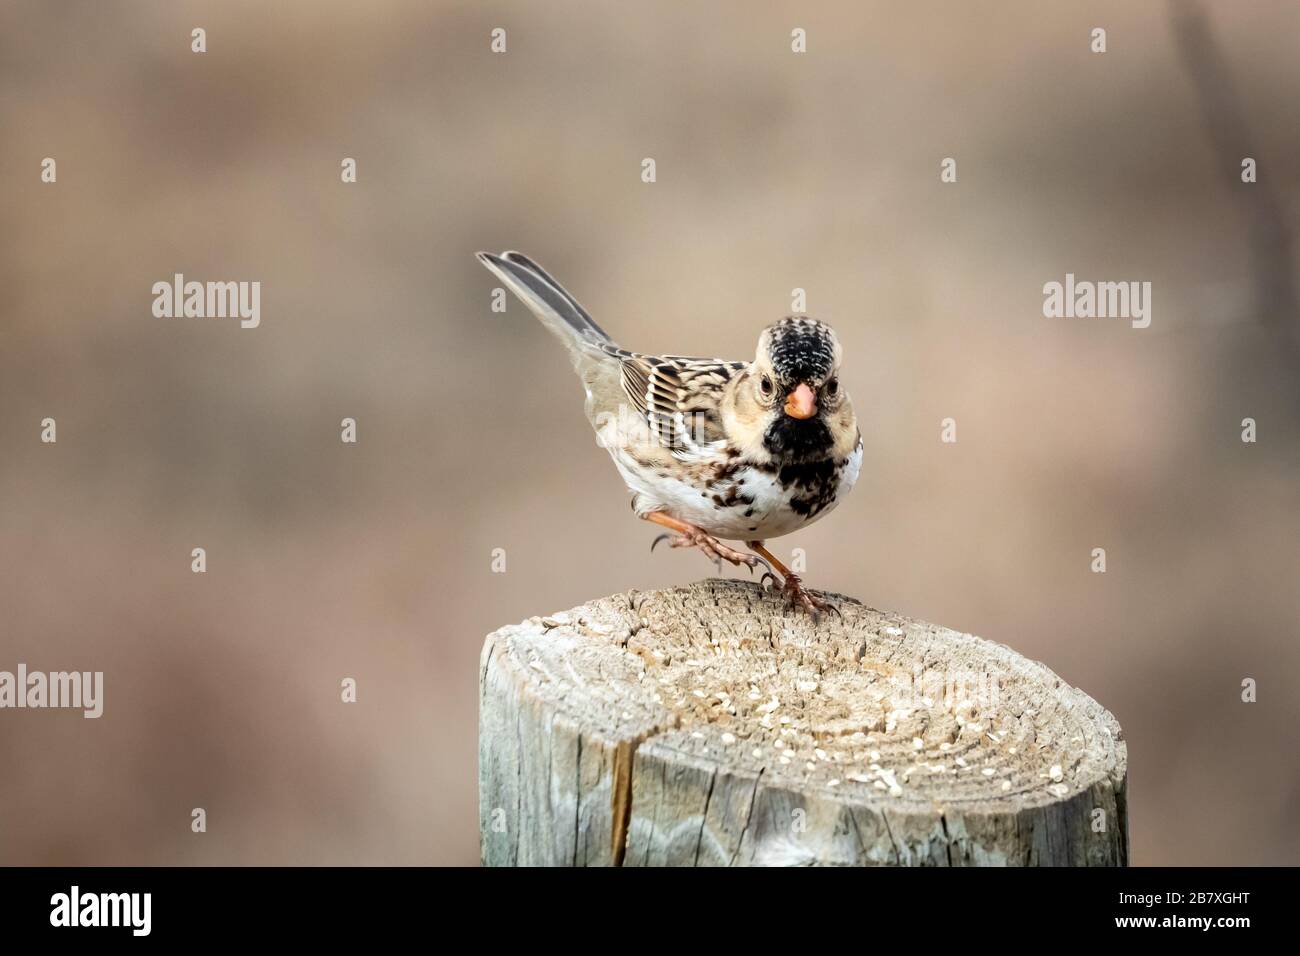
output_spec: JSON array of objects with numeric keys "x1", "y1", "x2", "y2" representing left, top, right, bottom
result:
[{"x1": 784, "y1": 383, "x2": 817, "y2": 420}]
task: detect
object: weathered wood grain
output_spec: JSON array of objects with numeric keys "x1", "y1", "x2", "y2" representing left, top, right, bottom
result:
[{"x1": 479, "y1": 580, "x2": 1128, "y2": 866}]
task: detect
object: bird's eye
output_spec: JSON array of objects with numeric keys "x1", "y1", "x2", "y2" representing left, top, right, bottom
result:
[
  {"x1": 759, "y1": 375, "x2": 774, "y2": 397},
  {"x1": 826, "y1": 378, "x2": 839, "y2": 396}
]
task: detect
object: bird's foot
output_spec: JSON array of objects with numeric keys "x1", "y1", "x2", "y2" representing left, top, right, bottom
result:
[
  {"x1": 760, "y1": 571, "x2": 840, "y2": 623},
  {"x1": 651, "y1": 530, "x2": 766, "y2": 574}
]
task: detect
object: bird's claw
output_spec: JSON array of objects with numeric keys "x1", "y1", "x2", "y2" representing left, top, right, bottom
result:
[
  {"x1": 649, "y1": 529, "x2": 763, "y2": 572},
  {"x1": 771, "y1": 572, "x2": 840, "y2": 623}
]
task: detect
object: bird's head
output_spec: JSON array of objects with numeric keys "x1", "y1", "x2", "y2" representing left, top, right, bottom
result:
[{"x1": 724, "y1": 316, "x2": 855, "y2": 463}]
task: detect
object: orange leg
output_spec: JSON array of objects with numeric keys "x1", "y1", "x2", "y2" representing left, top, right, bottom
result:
[
  {"x1": 746, "y1": 540, "x2": 839, "y2": 622},
  {"x1": 747, "y1": 541, "x2": 792, "y2": 579},
  {"x1": 644, "y1": 512, "x2": 764, "y2": 572}
]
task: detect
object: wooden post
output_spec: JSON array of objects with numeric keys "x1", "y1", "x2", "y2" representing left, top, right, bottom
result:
[{"x1": 479, "y1": 580, "x2": 1128, "y2": 866}]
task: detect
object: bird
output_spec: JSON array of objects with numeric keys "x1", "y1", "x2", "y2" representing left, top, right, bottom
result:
[{"x1": 476, "y1": 251, "x2": 862, "y2": 619}]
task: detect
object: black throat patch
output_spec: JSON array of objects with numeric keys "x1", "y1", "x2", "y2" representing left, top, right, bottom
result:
[{"x1": 762, "y1": 415, "x2": 834, "y2": 461}]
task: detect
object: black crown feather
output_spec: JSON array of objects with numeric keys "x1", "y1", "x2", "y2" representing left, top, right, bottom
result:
[{"x1": 767, "y1": 317, "x2": 835, "y2": 384}]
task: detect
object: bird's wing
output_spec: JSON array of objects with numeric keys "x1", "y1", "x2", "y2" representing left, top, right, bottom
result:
[
  {"x1": 609, "y1": 350, "x2": 744, "y2": 456},
  {"x1": 474, "y1": 252, "x2": 744, "y2": 455}
]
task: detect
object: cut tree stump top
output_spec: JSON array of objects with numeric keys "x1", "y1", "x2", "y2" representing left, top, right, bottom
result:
[{"x1": 479, "y1": 579, "x2": 1128, "y2": 866}]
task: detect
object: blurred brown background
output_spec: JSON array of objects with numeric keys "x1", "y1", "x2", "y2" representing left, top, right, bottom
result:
[{"x1": 2, "y1": 0, "x2": 1298, "y2": 866}]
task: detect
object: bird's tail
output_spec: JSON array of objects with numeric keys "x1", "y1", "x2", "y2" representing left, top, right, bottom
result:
[{"x1": 476, "y1": 251, "x2": 612, "y2": 347}]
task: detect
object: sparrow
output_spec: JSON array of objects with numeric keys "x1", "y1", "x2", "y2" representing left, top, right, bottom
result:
[{"x1": 476, "y1": 251, "x2": 862, "y2": 618}]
